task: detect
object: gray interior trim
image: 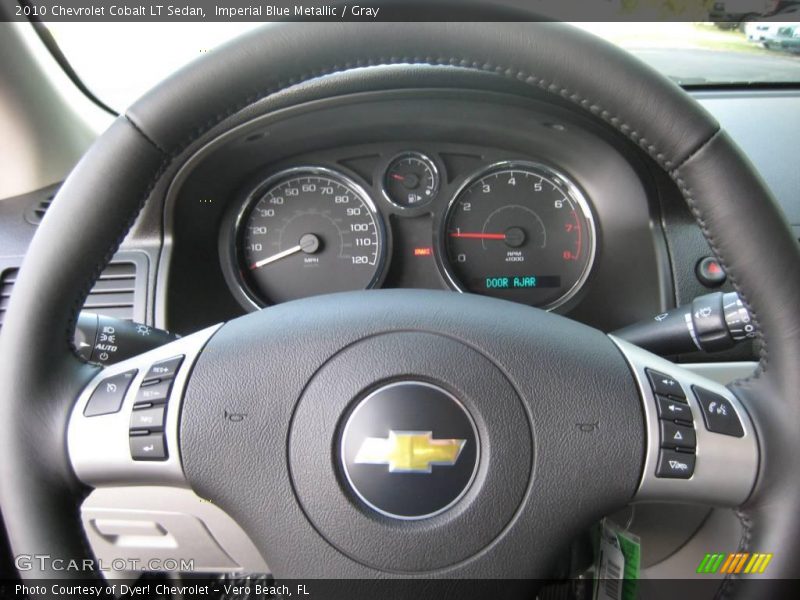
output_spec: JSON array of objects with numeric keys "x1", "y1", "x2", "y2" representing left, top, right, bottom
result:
[
  {"x1": 610, "y1": 336, "x2": 758, "y2": 506},
  {"x1": 0, "y1": 23, "x2": 109, "y2": 200},
  {"x1": 82, "y1": 486, "x2": 268, "y2": 578},
  {"x1": 681, "y1": 361, "x2": 758, "y2": 385},
  {"x1": 68, "y1": 325, "x2": 220, "y2": 488},
  {"x1": 70, "y1": 324, "x2": 270, "y2": 578}
]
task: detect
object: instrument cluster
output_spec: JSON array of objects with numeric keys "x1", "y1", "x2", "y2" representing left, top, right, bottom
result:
[{"x1": 221, "y1": 149, "x2": 596, "y2": 311}]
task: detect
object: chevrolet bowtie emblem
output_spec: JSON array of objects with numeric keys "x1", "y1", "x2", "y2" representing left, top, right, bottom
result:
[{"x1": 354, "y1": 431, "x2": 466, "y2": 473}]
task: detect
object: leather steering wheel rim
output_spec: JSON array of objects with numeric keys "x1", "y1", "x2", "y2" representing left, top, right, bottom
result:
[{"x1": 1, "y1": 21, "x2": 799, "y2": 594}]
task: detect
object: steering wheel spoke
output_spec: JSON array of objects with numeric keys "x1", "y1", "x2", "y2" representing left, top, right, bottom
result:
[
  {"x1": 611, "y1": 336, "x2": 759, "y2": 507},
  {"x1": 68, "y1": 325, "x2": 220, "y2": 488}
]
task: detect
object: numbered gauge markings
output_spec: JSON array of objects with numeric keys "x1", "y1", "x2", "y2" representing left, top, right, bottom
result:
[
  {"x1": 236, "y1": 167, "x2": 386, "y2": 305},
  {"x1": 441, "y1": 163, "x2": 596, "y2": 309}
]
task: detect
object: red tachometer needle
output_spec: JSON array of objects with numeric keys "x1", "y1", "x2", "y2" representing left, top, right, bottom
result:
[
  {"x1": 449, "y1": 232, "x2": 507, "y2": 240},
  {"x1": 390, "y1": 173, "x2": 406, "y2": 181}
]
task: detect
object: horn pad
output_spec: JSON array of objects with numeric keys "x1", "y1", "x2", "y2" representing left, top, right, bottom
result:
[
  {"x1": 289, "y1": 331, "x2": 531, "y2": 572},
  {"x1": 181, "y1": 290, "x2": 644, "y2": 578}
]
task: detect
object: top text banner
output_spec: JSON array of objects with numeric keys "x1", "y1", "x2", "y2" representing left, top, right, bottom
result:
[{"x1": 3, "y1": 0, "x2": 789, "y2": 23}]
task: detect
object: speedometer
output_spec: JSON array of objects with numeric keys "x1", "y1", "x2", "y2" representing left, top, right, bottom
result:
[
  {"x1": 232, "y1": 167, "x2": 386, "y2": 307},
  {"x1": 440, "y1": 162, "x2": 596, "y2": 310}
]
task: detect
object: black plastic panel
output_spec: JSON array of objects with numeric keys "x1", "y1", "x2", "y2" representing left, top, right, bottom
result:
[
  {"x1": 0, "y1": 184, "x2": 155, "y2": 326},
  {"x1": 653, "y1": 164, "x2": 758, "y2": 362},
  {"x1": 164, "y1": 89, "x2": 667, "y2": 334}
]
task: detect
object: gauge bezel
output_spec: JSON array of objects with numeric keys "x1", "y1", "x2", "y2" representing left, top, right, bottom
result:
[
  {"x1": 436, "y1": 161, "x2": 597, "y2": 312},
  {"x1": 224, "y1": 165, "x2": 388, "y2": 310},
  {"x1": 381, "y1": 151, "x2": 441, "y2": 209}
]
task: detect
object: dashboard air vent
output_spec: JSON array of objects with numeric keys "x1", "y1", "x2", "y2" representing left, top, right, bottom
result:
[
  {"x1": 0, "y1": 261, "x2": 137, "y2": 330},
  {"x1": 82, "y1": 262, "x2": 138, "y2": 321},
  {"x1": 0, "y1": 268, "x2": 18, "y2": 330},
  {"x1": 24, "y1": 187, "x2": 59, "y2": 225}
]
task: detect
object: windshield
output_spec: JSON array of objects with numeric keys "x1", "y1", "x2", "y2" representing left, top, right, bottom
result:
[{"x1": 46, "y1": 21, "x2": 800, "y2": 113}]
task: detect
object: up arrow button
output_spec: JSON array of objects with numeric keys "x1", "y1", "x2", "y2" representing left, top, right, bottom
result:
[{"x1": 660, "y1": 421, "x2": 696, "y2": 450}]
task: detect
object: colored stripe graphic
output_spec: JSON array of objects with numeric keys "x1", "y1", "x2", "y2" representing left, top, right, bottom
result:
[
  {"x1": 697, "y1": 553, "x2": 724, "y2": 573},
  {"x1": 719, "y1": 553, "x2": 735, "y2": 574},
  {"x1": 723, "y1": 553, "x2": 738, "y2": 574},
  {"x1": 757, "y1": 554, "x2": 773, "y2": 573},
  {"x1": 696, "y1": 554, "x2": 711, "y2": 573},
  {"x1": 705, "y1": 554, "x2": 718, "y2": 573},
  {"x1": 698, "y1": 553, "x2": 773, "y2": 574},
  {"x1": 733, "y1": 553, "x2": 749, "y2": 573},
  {"x1": 744, "y1": 554, "x2": 759, "y2": 574}
]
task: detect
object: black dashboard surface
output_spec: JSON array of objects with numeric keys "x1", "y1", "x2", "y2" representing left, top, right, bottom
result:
[
  {"x1": 163, "y1": 90, "x2": 669, "y2": 334},
  {"x1": 1, "y1": 85, "x2": 797, "y2": 367}
]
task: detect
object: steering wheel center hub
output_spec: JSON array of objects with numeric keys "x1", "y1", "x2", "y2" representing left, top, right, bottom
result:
[{"x1": 340, "y1": 381, "x2": 479, "y2": 521}]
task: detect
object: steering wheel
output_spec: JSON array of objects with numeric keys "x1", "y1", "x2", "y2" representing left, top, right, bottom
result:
[{"x1": 1, "y1": 21, "x2": 799, "y2": 597}]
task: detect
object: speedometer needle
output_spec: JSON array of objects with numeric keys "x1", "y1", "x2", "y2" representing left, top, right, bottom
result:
[
  {"x1": 249, "y1": 233, "x2": 321, "y2": 270},
  {"x1": 250, "y1": 245, "x2": 303, "y2": 270}
]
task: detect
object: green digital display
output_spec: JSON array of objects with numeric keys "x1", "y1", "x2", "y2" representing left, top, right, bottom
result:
[{"x1": 482, "y1": 275, "x2": 561, "y2": 290}]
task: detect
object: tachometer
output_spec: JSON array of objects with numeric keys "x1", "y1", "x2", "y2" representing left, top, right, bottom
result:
[
  {"x1": 232, "y1": 167, "x2": 386, "y2": 306},
  {"x1": 440, "y1": 162, "x2": 595, "y2": 309}
]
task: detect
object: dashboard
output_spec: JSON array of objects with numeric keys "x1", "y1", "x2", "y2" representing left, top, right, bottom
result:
[
  {"x1": 162, "y1": 87, "x2": 672, "y2": 336},
  {"x1": 4, "y1": 75, "x2": 793, "y2": 370}
]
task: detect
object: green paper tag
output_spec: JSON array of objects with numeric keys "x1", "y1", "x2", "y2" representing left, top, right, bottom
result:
[{"x1": 593, "y1": 518, "x2": 641, "y2": 600}]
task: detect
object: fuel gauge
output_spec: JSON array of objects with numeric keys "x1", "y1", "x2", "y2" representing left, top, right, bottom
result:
[{"x1": 383, "y1": 152, "x2": 440, "y2": 208}]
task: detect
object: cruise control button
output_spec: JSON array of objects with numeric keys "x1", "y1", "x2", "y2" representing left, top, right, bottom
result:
[
  {"x1": 134, "y1": 379, "x2": 172, "y2": 405},
  {"x1": 130, "y1": 433, "x2": 167, "y2": 461},
  {"x1": 130, "y1": 405, "x2": 167, "y2": 431},
  {"x1": 656, "y1": 450, "x2": 695, "y2": 479},
  {"x1": 646, "y1": 369, "x2": 686, "y2": 400},
  {"x1": 84, "y1": 370, "x2": 137, "y2": 417},
  {"x1": 660, "y1": 421, "x2": 696, "y2": 449},
  {"x1": 143, "y1": 356, "x2": 184, "y2": 383},
  {"x1": 656, "y1": 395, "x2": 693, "y2": 424},
  {"x1": 693, "y1": 386, "x2": 744, "y2": 438}
]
